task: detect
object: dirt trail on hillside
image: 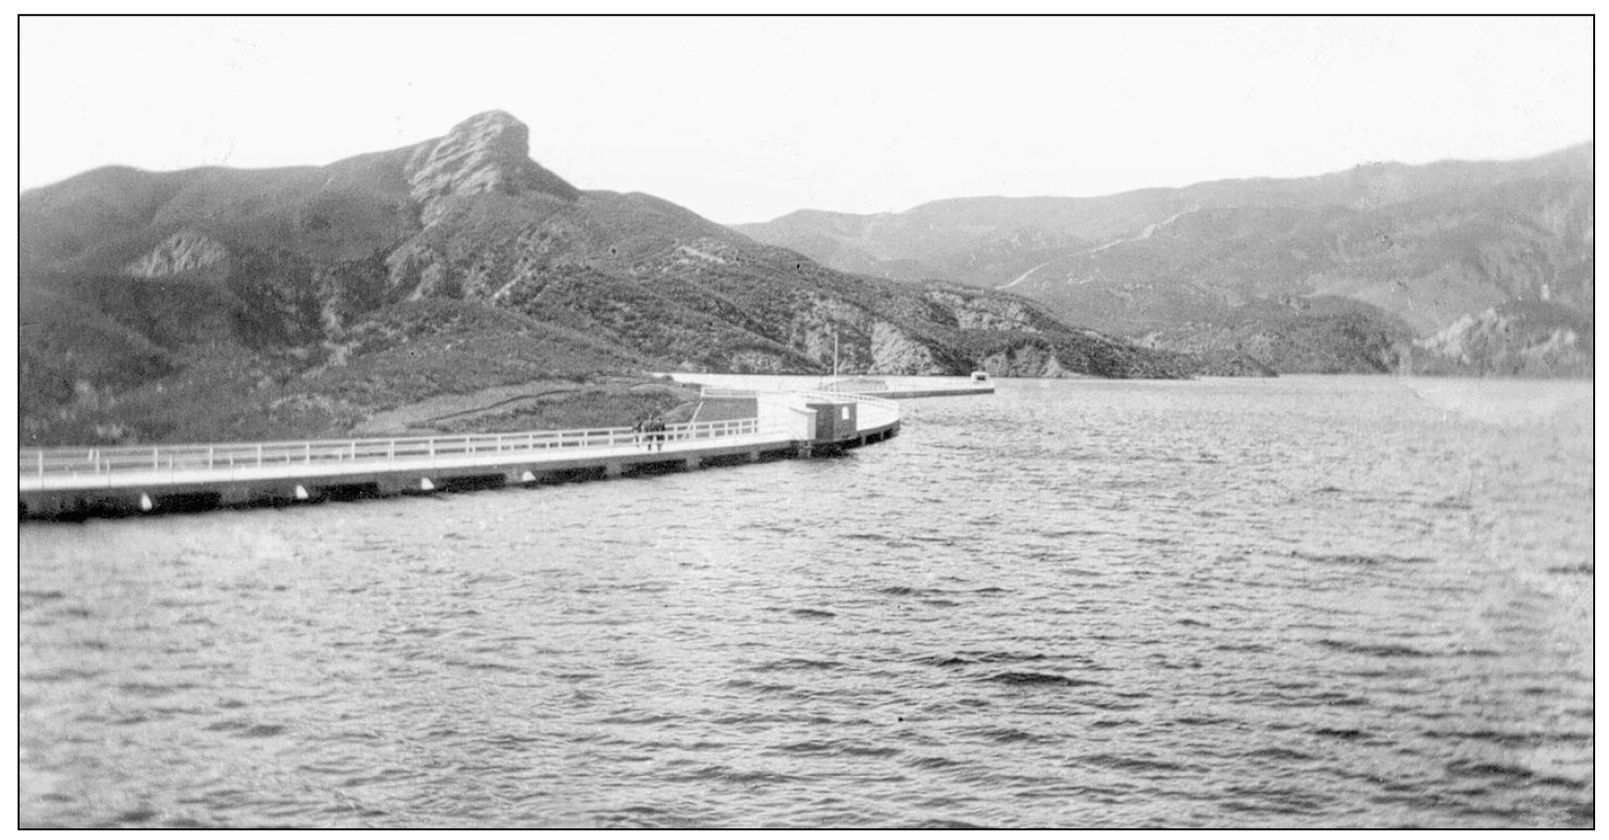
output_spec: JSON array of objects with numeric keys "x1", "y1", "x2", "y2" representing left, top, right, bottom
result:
[{"x1": 997, "y1": 208, "x2": 1196, "y2": 290}]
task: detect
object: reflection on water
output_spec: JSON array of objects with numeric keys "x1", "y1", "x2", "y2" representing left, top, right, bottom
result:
[{"x1": 20, "y1": 376, "x2": 1593, "y2": 827}]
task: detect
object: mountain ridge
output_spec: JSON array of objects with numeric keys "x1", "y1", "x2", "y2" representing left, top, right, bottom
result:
[
  {"x1": 736, "y1": 144, "x2": 1592, "y2": 376},
  {"x1": 21, "y1": 110, "x2": 1228, "y2": 446}
]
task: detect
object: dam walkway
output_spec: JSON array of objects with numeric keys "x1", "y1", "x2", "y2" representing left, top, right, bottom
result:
[{"x1": 19, "y1": 389, "x2": 901, "y2": 519}]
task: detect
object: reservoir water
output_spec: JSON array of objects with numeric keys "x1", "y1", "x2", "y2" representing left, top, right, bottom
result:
[{"x1": 19, "y1": 375, "x2": 1594, "y2": 828}]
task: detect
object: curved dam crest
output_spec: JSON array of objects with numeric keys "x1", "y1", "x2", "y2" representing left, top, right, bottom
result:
[{"x1": 18, "y1": 387, "x2": 924, "y2": 520}]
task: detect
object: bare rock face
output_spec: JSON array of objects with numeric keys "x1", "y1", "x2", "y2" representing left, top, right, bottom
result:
[
  {"x1": 405, "y1": 110, "x2": 580, "y2": 226},
  {"x1": 784, "y1": 294, "x2": 955, "y2": 375},
  {"x1": 789, "y1": 295, "x2": 874, "y2": 371},
  {"x1": 868, "y1": 321, "x2": 947, "y2": 374},
  {"x1": 979, "y1": 342, "x2": 1072, "y2": 378},
  {"x1": 926, "y1": 289, "x2": 1041, "y2": 332},
  {"x1": 124, "y1": 230, "x2": 229, "y2": 278}
]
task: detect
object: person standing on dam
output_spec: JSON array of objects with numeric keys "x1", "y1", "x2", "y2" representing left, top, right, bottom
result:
[{"x1": 648, "y1": 416, "x2": 667, "y2": 451}]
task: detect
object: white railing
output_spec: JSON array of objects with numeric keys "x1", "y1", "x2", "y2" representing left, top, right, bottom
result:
[
  {"x1": 818, "y1": 379, "x2": 891, "y2": 393},
  {"x1": 785, "y1": 389, "x2": 898, "y2": 410},
  {"x1": 701, "y1": 386, "x2": 897, "y2": 410},
  {"x1": 20, "y1": 416, "x2": 782, "y2": 488}
]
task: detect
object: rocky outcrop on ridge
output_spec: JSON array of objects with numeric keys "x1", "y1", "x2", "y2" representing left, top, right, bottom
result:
[{"x1": 404, "y1": 110, "x2": 580, "y2": 225}]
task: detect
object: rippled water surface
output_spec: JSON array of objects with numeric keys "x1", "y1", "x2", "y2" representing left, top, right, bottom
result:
[{"x1": 19, "y1": 376, "x2": 1594, "y2": 827}]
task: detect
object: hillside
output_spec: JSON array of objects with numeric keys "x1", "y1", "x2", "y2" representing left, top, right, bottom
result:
[
  {"x1": 737, "y1": 145, "x2": 1594, "y2": 376},
  {"x1": 20, "y1": 111, "x2": 1216, "y2": 446}
]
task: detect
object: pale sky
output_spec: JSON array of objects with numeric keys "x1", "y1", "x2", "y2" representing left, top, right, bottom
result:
[{"x1": 17, "y1": 15, "x2": 1594, "y2": 224}]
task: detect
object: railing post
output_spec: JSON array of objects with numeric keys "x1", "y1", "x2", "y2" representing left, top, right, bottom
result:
[
  {"x1": 37, "y1": 450, "x2": 43, "y2": 477},
  {"x1": 257, "y1": 445, "x2": 263, "y2": 467},
  {"x1": 305, "y1": 443, "x2": 311, "y2": 464},
  {"x1": 389, "y1": 440, "x2": 395, "y2": 461},
  {"x1": 208, "y1": 447, "x2": 214, "y2": 469}
]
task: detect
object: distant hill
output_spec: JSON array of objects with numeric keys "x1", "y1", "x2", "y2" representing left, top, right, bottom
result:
[
  {"x1": 737, "y1": 145, "x2": 1593, "y2": 375},
  {"x1": 20, "y1": 111, "x2": 1218, "y2": 445}
]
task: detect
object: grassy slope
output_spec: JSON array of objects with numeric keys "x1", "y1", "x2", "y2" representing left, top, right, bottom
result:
[
  {"x1": 424, "y1": 383, "x2": 700, "y2": 436},
  {"x1": 23, "y1": 300, "x2": 664, "y2": 446}
]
